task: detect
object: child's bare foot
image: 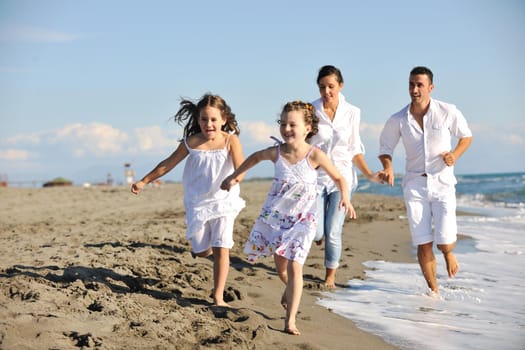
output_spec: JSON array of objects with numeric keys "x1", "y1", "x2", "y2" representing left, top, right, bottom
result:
[
  {"x1": 285, "y1": 325, "x2": 300, "y2": 335},
  {"x1": 214, "y1": 300, "x2": 231, "y2": 307},
  {"x1": 444, "y1": 252, "x2": 460, "y2": 278},
  {"x1": 192, "y1": 249, "x2": 213, "y2": 259},
  {"x1": 280, "y1": 291, "x2": 287, "y2": 310}
]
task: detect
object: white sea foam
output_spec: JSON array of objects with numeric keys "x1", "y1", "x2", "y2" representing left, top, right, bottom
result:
[{"x1": 317, "y1": 209, "x2": 525, "y2": 350}]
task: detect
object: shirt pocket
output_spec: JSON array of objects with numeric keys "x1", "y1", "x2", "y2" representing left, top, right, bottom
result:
[{"x1": 430, "y1": 122, "x2": 448, "y2": 138}]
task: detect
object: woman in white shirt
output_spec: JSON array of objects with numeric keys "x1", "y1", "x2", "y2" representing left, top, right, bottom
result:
[{"x1": 310, "y1": 65, "x2": 381, "y2": 288}]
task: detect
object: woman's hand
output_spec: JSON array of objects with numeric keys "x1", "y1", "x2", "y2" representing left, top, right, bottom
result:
[
  {"x1": 340, "y1": 199, "x2": 357, "y2": 219},
  {"x1": 367, "y1": 171, "x2": 384, "y2": 184}
]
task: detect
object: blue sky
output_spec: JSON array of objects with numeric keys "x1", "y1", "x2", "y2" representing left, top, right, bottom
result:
[{"x1": 1, "y1": 0, "x2": 524, "y2": 185}]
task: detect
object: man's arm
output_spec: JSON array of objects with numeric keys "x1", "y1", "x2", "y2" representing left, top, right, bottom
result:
[
  {"x1": 378, "y1": 154, "x2": 395, "y2": 186},
  {"x1": 443, "y1": 136, "x2": 472, "y2": 167}
]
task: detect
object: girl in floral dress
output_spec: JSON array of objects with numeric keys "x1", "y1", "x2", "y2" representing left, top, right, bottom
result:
[{"x1": 221, "y1": 101, "x2": 355, "y2": 335}]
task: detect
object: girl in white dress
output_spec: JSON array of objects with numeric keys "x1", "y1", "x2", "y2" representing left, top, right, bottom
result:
[
  {"x1": 131, "y1": 94, "x2": 245, "y2": 307},
  {"x1": 221, "y1": 101, "x2": 355, "y2": 335}
]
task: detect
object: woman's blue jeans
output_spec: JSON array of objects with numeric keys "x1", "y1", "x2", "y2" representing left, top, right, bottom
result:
[{"x1": 314, "y1": 189, "x2": 349, "y2": 269}]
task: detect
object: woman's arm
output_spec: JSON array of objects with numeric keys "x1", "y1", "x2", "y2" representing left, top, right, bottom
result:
[{"x1": 352, "y1": 153, "x2": 383, "y2": 183}]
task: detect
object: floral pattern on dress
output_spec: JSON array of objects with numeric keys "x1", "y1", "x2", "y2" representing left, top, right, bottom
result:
[{"x1": 243, "y1": 145, "x2": 319, "y2": 265}]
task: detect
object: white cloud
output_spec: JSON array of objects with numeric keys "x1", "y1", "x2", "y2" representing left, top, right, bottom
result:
[
  {"x1": 241, "y1": 121, "x2": 279, "y2": 143},
  {"x1": 4, "y1": 133, "x2": 41, "y2": 145},
  {"x1": 132, "y1": 126, "x2": 179, "y2": 153},
  {"x1": 470, "y1": 122, "x2": 525, "y2": 146},
  {"x1": 505, "y1": 134, "x2": 524, "y2": 145},
  {"x1": 4, "y1": 122, "x2": 182, "y2": 160},
  {"x1": 0, "y1": 25, "x2": 79, "y2": 43},
  {"x1": 2, "y1": 120, "x2": 524, "y2": 183},
  {"x1": 0, "y1": 149, "x2": 30, "y2": 161},
  {"x1": 47, "y1": 123, "x2": 129, "y2": 156},
  {"x1": 360, "y1": 122, "x2": 384, "y2": 141}
]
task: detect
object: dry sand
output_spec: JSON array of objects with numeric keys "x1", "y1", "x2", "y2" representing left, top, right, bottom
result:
[{"x1": 0, "y1": 181, "x2": 413, "y2": 349}]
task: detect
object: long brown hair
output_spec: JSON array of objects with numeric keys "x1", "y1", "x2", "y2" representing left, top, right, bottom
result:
[{"x1": 174, "y1": 94, "x2": 240, "y2": 137}]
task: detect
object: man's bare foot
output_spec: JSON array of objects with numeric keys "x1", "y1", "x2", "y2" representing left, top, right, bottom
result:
[
  {"x1": 425, "y1": 289, "x2": 443, "y2": 299},
  {"x1": 443, "y1": 252, "x2": 459, "y2": 278},
  {"x1": 315, "y1": 239, "x2": 323, "y2": 246},
  {"x1": 280, "y1": 291, "x2": 287, "y2": 310},
  {"x1": 285, "y1": 325, "x2": 301, "y2": 335}
]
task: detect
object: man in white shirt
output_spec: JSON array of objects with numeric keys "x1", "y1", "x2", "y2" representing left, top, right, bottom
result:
[{"x1": 378, "y1": 66, "x2": 472, "y2": 294}]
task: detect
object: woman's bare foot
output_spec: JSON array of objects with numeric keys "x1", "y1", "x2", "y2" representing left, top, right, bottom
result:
[
  {"x1": 443, "y1": 252, "x2": 460, "y2": 278},
  {"x1": 324, "y1": 268, "x2": 336, "y2": 289},
  {"x1": 324, "y1": 280, "x2": 335, "y2": 289}
]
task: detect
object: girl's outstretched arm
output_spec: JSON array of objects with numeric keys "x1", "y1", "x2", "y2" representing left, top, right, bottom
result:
[
  {"x1": 310, "y1": 148, "x2": 356, "y2": 219},
  {"x1": 221, "y1": 146, "x2": 276, "y2": 191},
  {"x1": 131, "y1": 142, "x2": 189, "y2": 194}
]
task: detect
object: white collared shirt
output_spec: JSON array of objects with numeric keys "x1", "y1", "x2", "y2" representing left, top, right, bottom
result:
[
  {"x1": 310, "y1": 93, "x2": 364, "y2": 194},
  {"x1": 379, "y1": 98, "x2": 472, "y2": 191}
]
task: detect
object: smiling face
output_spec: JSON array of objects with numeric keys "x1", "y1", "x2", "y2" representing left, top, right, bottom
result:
[
  {"x1": 318, "y1": 74, "x2": 343, "y2": 106},
  {"x1": 198, "y1": 106, "x2": 226, "y2": 139},
  {"x1": 409, "y1": 73, "x2": 434, "y2": 106},
  {"x1": 279, "y1": 110, "x2": 311, "y2": 144}
]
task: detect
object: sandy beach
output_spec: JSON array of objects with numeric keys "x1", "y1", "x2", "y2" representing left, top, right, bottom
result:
[{"x1": 0, "y1": 181, "x2": 413, "y2": 349}]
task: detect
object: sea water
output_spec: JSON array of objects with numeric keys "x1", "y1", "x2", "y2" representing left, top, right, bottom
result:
[{"x1": 317, "y1": 172, "x2": 525, "y2": 350}]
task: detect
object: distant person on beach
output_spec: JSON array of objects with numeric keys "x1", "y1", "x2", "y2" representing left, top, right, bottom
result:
[
  {"x1": 221, "y1": 100, "x2": 355, "y2": 335},
  {"x1": 124, "y1": 163, "x2": 135, "y2": 185},
  {"x1": 131, "y1": 94, "x2": 245, "y2": 306},
  {"x1": 378, "y1": 66, "x2": 473, "y2": 294},
  {"x1": 309, "y1": 65, "x2": 381, "y2": 288}
]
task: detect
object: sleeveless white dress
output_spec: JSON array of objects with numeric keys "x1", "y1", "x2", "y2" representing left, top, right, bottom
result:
[
  {"x1": 244, "y1": 143, "x2": 318, "y2": 265},
  {"x1": 182, "y1": 135, "x2": 245, "y2": 240}
]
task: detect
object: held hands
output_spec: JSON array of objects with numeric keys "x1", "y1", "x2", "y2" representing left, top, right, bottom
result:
[
  {"x1": 378, "y1": 168, "x2": 395, "y2": 186},
  {"x1": 367, "y1": 171, "x2": 384, "y2": 184},
  {"x1": 220, "y1": 175, "x2": 239, "y2": 192},
  {"x1": 130, "y1": 181, "x2": 145, "y2": 194}
]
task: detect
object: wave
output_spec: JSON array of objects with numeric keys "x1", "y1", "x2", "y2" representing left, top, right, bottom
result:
[{"x1": 357, "y1": 172, "x2": 525, "y2": 208}]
